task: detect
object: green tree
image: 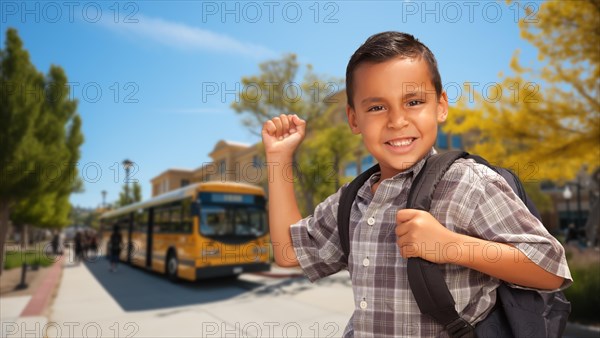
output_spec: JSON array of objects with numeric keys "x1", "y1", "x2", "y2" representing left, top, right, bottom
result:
[
  {"x1": 444, "y1": 0, "x2": 599, "y2": 181},
  {"x1": 0, "y1": 28, "x2": 83, "y2": 274},
  {"x1": 114, "y1": 181, "x2": 142, "y2": 207},
  {"x1": 232, "y1": 54, "x2": 355, "y2": 214},
  {"x1": 11, "y1": 68, "x2": 84, "y2": 232},
  {"x1": 300, "y1": 111, "x2": 360, "y2": 210}
]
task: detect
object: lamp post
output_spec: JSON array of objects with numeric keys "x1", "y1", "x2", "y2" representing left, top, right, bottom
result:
[
  {"x1": 563, "y1": 185, "x2": 572, "y2": 228},
  {"x1": 575, "y1": 167, "x2": 590, "y2": 234},
  {"x1": 122, "y1": 159, "x2": 133, "y2": 205},
  {"x1": 101, "y1": 190, "x2": 107, "y2": 208}
]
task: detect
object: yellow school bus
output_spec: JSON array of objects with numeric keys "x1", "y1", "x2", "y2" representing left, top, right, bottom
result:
[{"x1": 99, "y1": 182, "x2": 270, "y2": 281}]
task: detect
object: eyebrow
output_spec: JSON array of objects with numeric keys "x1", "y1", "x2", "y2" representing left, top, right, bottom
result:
[{"x1": 359, "y1": 92, "x2": 424, "y2": 105}]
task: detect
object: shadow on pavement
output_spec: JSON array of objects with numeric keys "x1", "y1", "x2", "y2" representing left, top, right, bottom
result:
[{"x1": 84, "y1": 258, "x2": 263, "y2": 311}]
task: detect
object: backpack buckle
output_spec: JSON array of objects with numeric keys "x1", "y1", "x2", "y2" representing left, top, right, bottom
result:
[{"x1": 445, "y1": 318, "x2": 475, "y2": 338}]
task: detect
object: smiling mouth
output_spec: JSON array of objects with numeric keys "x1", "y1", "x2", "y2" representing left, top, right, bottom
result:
[{"x1": 385, "y1": 138, "x2": 415, "y2": 147}]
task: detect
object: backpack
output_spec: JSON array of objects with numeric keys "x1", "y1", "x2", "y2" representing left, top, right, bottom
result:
[{"x1": 337, "y1": 150, "x2": 571, "y2": 338}]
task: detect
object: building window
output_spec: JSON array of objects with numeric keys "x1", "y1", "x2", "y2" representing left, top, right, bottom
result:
[
  {"x1": 451, "y1": 135, "x2": 462, "y2": 150},
  {"x1": 219, "y1": 160, "x2": 226, "y2": 174},
  {"x1": 437, "y1": 126, "x2": 449, "y2": 150},
  {"x1": 344, "y1": 162, "x2": 357, "y2": 177},
  {"x1": 181, "y1": 179, "x2": 189, "y2": 187},
  {"x1": 361, "y1": 155, "x2": 374, "y2": 171}
]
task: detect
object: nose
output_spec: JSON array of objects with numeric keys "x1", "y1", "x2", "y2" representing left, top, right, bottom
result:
[{"x1": 386, "y1": 108, "x2": 409, "y2": 129}]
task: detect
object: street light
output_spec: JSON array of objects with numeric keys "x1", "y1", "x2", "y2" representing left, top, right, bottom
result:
[
  {"x1": 122, "y1": 159, "x2": 133, "y2": 205},
  {"x1": 563, "y1": 185, "x2": 572, "y2": 228},
  {"x1": 101, "y1": 190, "x2": 107, "y2": 208}
]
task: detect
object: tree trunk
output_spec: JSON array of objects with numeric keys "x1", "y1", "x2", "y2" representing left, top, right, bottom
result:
[{"x1": 0, "y1": 199, "x2": 11, "y2": 276}]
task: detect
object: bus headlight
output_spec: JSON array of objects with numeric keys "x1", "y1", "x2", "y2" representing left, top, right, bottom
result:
[
  {"x1": 252, "y1": 246, "x2": 268, "y2": 255},
  {"x1": 201, "y1": 248, "x2": 220, "y2": 257}
]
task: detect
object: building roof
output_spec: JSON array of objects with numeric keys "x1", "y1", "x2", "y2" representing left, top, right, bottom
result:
[
  {"x1": 209, "y1": 140, "x2": 252, "y2": 158},
  {"x1": 150, "y1": 168, "x2": 194, "y2": 183}
]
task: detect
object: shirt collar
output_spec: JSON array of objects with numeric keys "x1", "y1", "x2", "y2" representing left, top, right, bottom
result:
[
  {"x1": 359, "y1": 148, "x2": 437, "y2": 198},
  {"x1": 370, "y1": 147, "x2": 436, "y2": 181}
]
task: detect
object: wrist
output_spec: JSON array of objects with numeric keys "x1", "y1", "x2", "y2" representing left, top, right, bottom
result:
[{"x1": 265, "y1": 152, "x2": 294, "y2": 164}]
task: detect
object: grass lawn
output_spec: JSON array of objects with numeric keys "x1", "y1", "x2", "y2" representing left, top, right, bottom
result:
[{"x1": 3, "y1": 248, "x2": 56, "y2": 270}]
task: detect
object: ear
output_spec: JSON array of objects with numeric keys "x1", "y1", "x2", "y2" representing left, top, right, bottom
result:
[
  {"x1": 346, "y1": 105, "x2": 361, "y2": 134},
  {"x1": 437, "y1": 91, "x2": 449, "y2": 123}
]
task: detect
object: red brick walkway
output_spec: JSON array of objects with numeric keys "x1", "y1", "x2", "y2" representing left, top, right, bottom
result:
[{"x1": 19, "y1": 256, "x2": 62, "y2": 317}]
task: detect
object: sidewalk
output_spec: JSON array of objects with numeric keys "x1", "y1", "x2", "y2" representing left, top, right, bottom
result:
[
  {"x1": 52, "y1": 260, "x2": 352, "y2": 337},
  {"x1": 4, "y1": 255, "x2": 353, "y2": 337}
]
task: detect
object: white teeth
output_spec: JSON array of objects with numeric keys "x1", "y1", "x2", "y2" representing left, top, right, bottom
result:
[{"x1": 388, "y1": 139, "x2": 414, "y2": 147}]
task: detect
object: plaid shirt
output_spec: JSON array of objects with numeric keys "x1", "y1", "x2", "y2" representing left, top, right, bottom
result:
[{"x1": 290, "y1": 150, "x2": 572, "y2": 338}]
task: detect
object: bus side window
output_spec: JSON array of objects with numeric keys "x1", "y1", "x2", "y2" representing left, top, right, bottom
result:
[
  {"x1": 181, "y1": 199, "x2": 192, "y2": 233},
  {"x1": 170, "y1": 205, "x2": 182, "y2": 233},
  {"x1": 155, "y1": 208, "x2": 168, "y2": 233},
  {"x1": 164, "y1": 208, "x2": 173, "y2": 233}
]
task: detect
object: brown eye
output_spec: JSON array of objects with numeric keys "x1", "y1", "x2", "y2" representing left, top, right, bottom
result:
[
  {"x1": 367, "y1": 105, "x2": 385, "y2": 112},
  {"x1": 407, "y1": 100, "x2": 423, "y2": 107}
]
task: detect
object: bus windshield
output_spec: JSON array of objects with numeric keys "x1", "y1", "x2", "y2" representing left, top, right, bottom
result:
[{"x1": 200, "y1": 206, "x2": 266, "y2": 238}]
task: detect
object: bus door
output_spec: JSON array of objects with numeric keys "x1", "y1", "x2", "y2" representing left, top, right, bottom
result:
[
  {"x1": 146, "y1": 208, "x2": 153, "y2": 268},
  {"x1": 127, "y1": 212, "x2": 134, "y2": 263}
]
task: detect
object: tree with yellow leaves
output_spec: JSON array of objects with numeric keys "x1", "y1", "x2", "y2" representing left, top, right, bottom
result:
[{"x1": 445, "y1": 0, "x2": 599, "y2": 181}]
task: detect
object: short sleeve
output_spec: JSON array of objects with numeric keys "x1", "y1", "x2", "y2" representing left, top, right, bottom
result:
[
  {"x1": 290, "y1": 186, "x2": 348, "y2": 282},
  {"x1": 465, "y1": 165, "x2": 573, "y2": 290}
]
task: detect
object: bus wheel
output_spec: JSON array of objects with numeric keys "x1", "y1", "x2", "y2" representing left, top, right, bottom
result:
[{"x1": 166, "y1": 253, "x2": 178, "y2": 282}]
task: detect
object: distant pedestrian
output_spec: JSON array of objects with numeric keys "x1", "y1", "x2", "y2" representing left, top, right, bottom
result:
[
  {"x1": 51, "y1": 231, "x2": 60, "y2": 255},
  {"x1": 566, "y1": 223, "x2": 578, "y2": 244},
  {"x1": 109, "y1": 225, "x2": 123, "y2": 272},
  {"x1": 89, "y1": 231, "x2": 98, "y2": 258},
  {"x1": 74, "y1": 231, "x2": 84, "y2": 264}
]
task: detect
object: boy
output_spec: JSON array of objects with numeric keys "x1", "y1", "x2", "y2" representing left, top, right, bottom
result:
[{"x1": 262, "y1": 32, "x2": 572, "y2": 337}]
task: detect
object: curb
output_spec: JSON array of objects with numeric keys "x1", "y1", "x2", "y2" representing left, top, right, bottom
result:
[{"x1": 19, "y1": 256, "x2": 63, "y2": 317}]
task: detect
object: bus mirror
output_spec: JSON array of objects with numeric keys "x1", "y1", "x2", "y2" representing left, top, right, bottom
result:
[{"x1": 191, "y1": 201, "x2": 201, "y2": 215}]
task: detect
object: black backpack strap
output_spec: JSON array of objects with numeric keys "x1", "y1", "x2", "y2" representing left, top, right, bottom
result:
[
  {"x1": 337, "y1": 164, "x2": 380, "y2": 262},
  {"x1": 406, "y1": 150, "x2": 476, "y2": 338},
  {"x1": 406, "y1": 150, "x2": 468, "y2": 211},
  {"x1": 407, "y1": 259, "x2": 476, "y2": 338}
]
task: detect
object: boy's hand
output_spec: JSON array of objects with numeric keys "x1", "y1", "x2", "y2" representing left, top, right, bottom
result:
[
  {"x1": 262, "y1": 114, "x2": 306, "y2": 157},
  {"x1": 395, "y1": 209, "x2": 459, "y2": 264}
]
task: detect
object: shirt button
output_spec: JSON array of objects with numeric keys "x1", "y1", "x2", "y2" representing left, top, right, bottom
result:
[
  {"x1": 367, "y1": 217, "x2": 375, "y2": 226},
  {"x1": 360, "y1": 301, "x2": 368, "y2": 309},
  {"x1": 362, "y1": 258, "x2": 370, "y2": 267}
]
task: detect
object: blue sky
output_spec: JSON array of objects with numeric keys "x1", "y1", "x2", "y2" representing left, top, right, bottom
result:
[{"x1": 1, "y1": 1, "x2": 540, "y2": 208}]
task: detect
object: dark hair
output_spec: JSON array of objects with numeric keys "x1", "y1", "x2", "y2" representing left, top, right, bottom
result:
[{"x1": 345, "y1": 31, "x2": 442, "y2": 108}]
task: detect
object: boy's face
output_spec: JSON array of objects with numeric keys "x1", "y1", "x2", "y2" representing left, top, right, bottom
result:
[{"x1": 346, "y1": 57, "x2": 448, "y2": 179}]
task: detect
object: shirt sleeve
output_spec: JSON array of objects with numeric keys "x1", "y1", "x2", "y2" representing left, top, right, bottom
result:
[
  {"x1": 289, "y1": 186, "x2": 348, "y2": 282},
  {"x1": 456, "y1": 162, "x2": 573, "y2": 290}
]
